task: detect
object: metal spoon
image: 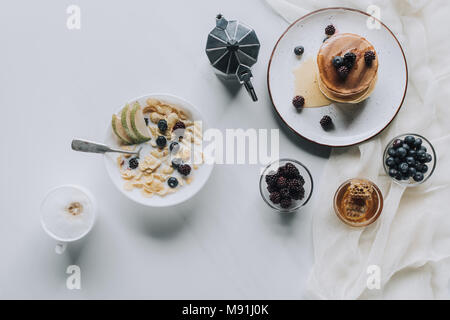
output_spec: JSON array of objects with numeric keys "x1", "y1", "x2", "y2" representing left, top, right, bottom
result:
[{"x1": 71, "y1": 139, "x2": 142, "y2": 158}]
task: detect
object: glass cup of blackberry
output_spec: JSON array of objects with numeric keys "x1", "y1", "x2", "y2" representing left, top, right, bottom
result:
[
  {"x1": 259, "y1": 159, "x2": 313, "y2": 213},
  {"x1": 383, "y1": 134, "x2": 436, "y2": 186}
]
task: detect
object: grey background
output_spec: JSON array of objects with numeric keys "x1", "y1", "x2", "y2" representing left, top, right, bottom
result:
[{"x1": 0, "y1": 0, "x2": 330, "y2": 299}]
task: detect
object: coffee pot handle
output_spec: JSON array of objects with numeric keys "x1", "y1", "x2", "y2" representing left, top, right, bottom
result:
[{"x1": 239, "y1": 70, "x2": 258, "y2": 102}]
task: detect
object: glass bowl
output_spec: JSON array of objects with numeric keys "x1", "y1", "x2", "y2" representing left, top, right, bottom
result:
[
  {"x1": 259, "y1": 159, "x2": 313, "y2": 213},
  {"x1": 383, "y1": 133, "x2": 436, "y2": 187},
  {"x1": 333, "y1": 178, "x2": 383, "y2": 227}
]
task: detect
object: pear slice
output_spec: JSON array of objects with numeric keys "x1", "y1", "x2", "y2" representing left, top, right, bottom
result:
[
  {"x1": 111, "y1": 114, "x2": 133, "y2": 145},
  {"x1": 120, "y1": 104, "x2": 139, "y2": 144},
  {"x1": 130, "y1": 102, "x2": 151, "y2": 142}
]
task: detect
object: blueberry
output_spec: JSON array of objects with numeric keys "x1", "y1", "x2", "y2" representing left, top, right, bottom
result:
[
  {"x1": 408, "y1": 149, "x2": 416, "y2": 157},
  {"x1": 395, "y1": 172, "x2": 403, "y2": 181},
  {"x1": 415, "y1": 163, "x2": 424, "y2": 172},
  {"x1": 420, "y1": 164, "x2": 428, "y2": 173},
  {"x1": 394, "y1": 157, "x2": 402, "y2": 164},
  {"x1": 167, "y1": 177, "x2": 179, "y2": 188},
  {"x1": 388, "y1": 147, "x2": 397, "y2": 157},
  {"x1": 401, "y1": 174, "x2": 410, "y2": 180},
  {"x1": 169, "y1": 141, "x2": 180, "y2": 153},
  {"x1": 388, "y1": 168, "x2": 398, "y2": 178},
  {"x1": 425, "y1": 153, "x2": 432, "y2": 163},
  {"x1": 413, "y1": 138, "x2": 422, "y2": 148},
  {"x1": 404, "y1": 135, "x2": 415, "y2": 146},
  {"x1": 393, "y1": 139, "x2": 403, "y2": 149},
  {"x1": 413, "y1": 172, "x2": 424, "y2": 182},
  {"x1": 408, "y1": 167, "x2": 417, "y2": 176},
  {"x1": 156, "y1": 135, "x2": 167, "y2": 148},
  {"x1": 405, "y1": 156, "x2": 415, "y2": 166},
  {"x1": 402, "y1": 143, "x2": 410, "y2": 151},
  {"x1": 294, "y1": 46, "x2": 304, "y2": 55},
  {"x1": 396, "y1": 147, "x2": 407, "y2": 158},
  {"x1": 158, "y1": 119, "x2": 168, "y2": 132},
  {"x1": 332, "y1": 56, "x2": 344, "y2": 68},
  {"x1": 171, "y1": 158, "x2": 182, "y2": 169},
  {"x1": 399, "y1": 162, "x2": 409, "y2": 173},
  {"x1": 144, "y1": 118, "x2": 149, "y2": 126},
  {"x1": 420, "y1": 145, "x2": 427, "y2": 152},
  {"x1": 129, "y1": 158, "x2": 139, "y2": 169},
  {"x1": 386, "y1": 157, "x2": 396, "y2": 168},
  {"x1": 417, "y1": 149, "x2": 426, "y2": 157},
  {"x1": 417, "y1": 150, "x2": 426, "y2": 162}
]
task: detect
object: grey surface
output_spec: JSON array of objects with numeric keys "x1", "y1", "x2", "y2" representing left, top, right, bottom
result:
[{"x1": 0, "y1": 0, "x2": 330, "y2": 299}]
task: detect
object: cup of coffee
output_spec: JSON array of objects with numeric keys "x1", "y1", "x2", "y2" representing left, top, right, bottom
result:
[{"x1": 40, "y1": 185, "x2": 97, "y2": 254}]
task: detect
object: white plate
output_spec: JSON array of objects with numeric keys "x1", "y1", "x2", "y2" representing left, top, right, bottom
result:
[
  {"x1": 104, "y1": 94, "x2": 214, "y2": 207},
  {"x1": 268, "y1": 7, "x2": 407, "y2": 147}
]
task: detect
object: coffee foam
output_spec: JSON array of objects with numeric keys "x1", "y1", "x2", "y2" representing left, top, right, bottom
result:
[{"x1": 41, "y1": 186, "x2": 95, "y2": 241}]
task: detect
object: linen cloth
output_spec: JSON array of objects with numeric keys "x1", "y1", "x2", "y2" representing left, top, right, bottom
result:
[{"x1": 266, "y1": 0, "x2": 450, "y2": 299}]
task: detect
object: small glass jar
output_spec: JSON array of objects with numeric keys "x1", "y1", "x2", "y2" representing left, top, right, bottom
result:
[
  {"x1": 333, "y1": 178, "x2": 383, "y2": 227},
  {"x1": 259, "y1": 158, "x2": 313, "y2": 213},
  {"x1": 383, "y1": 133, "x2": 436, "y2": 187}
]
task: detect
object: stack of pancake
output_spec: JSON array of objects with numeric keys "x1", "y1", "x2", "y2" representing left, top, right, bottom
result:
[{"x1": 317, "y1": 33, "x2": 378, "y2": 103}]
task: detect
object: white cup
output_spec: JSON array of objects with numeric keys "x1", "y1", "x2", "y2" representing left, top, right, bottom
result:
[{"x1": 40, "y1": 184, "x2": 97, "y2": 254}]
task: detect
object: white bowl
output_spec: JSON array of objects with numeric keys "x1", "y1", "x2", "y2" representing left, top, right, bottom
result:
[{"x1": 104, "y1": 94, "x2": 214, "y2": 207}]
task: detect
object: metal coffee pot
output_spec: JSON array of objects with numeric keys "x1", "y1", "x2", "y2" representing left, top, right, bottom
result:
[{"x1": 206, "y1": 14, "x2": 260, "y2": 101}]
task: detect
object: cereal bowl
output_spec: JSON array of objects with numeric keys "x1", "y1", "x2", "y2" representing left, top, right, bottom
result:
[{"x1": 104, "y1": 94, "x2": 214, "y2": 207}]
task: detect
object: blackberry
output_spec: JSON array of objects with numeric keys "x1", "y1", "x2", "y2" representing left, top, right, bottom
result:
[
  {"x1": 320, "y1": 115, "x2": 333, "y2": 129},
  {"x1": 169, "y1": 141, "x2": 180, "y2": 153},
  {"x1": 167, "y1": 177, "x2": 179, "y2": 188},
  {"x1": 337, "y1": 65, "x2": 349, "y2": 79},
  {"x1": 280, "y1": 198, "x2": 292, "y2": 209},
  {"x1": 129, "y1": 158, "x2": 139, "y2": 169},
  {"x1": 294, "y1": 46, "x2": 304, "y2": 56},
  {"x1": 292, "y1": 95, "x2": 305, "y2": 109},
  {"x1": 158, "y1": 119, "x2": 168, "y2": 132},
  {"x1": 284, "y1": 163, "x2": 300, "y2": 178},
  {"x1": 290, "y1": 186, "x2": 305, "y2": 200},
  {"x1": 178, "y1": 164, "x2": 191, "y2": 176},
  {"x1": 156, "y1": 135, "x2": 167, "y2": 148},
  {"x1": 364, "y1": 51, "x2": 376, "y2": 66},
  {"x1": 172, "y1": 121, "x2": 186, "y2": 132},
  {"x1": 343, "y1": 52, "x2": 356, "y2": 69},
  {"x1": 265, "y1": 173, "x2": 279, "y2": 186},
  {"x1": 269, "y1": 192, "x2": 281, "y2": 204},
  {"x1": 280, "y1": 188, "x2": 290, "y2": 199},
  {"x1": 267, "y1": 184, "x2": 279, "y2": 193},
  {"x1": 325, "y1": 24, "x2": 336, "y2": 35},
  {"x1": 276, "y1": 176, "x2": 288, "y2": 189},
  {"x1": 277, "y1": 166, "x2": 287, "y2": 177},
  {"x1": 171, "y1": 158, "x2": 182, "y2": 169},
  {"x1": 287, "y1": 179, "x2": 301, "y2": 191}
]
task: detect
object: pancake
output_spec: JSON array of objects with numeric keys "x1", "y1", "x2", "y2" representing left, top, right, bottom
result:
[{"x1": 317, "y1": 33, "x2": 378, "y2": 103}]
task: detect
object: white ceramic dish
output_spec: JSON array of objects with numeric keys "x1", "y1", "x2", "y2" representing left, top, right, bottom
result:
[
  {"x1": 104, "y1": 94, "x2": 214, "y2": 207},
  {"x1": 268, "y1": 7, "x2": 408, "y2": 147}
]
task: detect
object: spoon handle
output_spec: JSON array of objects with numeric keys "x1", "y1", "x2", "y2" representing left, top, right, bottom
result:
[
  {"x1": 72, "y1": 139, "x2": 112, "y2": 153},
  {"x1": 71, "y1": 139, "x2": 137, "y2": 155}
]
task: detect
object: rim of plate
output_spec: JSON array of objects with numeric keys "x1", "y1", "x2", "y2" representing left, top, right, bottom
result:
[
  {"x1": 267, "y1": 7, "x2": 408, "y2": 148},
  {"x1": 104, "y1": 93, "x2": 214, "y2": 207}
]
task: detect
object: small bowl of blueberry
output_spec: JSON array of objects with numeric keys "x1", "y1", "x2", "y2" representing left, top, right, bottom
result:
[
  {"x1": 383, "y1": 134, "x2": 436, "y2": 186},
  {"x1": 259, "y1": 159, "x2": 313, "y2": 213}
]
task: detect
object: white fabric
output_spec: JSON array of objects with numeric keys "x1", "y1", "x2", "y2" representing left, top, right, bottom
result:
[{"x1": 266, "y1": 0, "x2": 450, "y2": 299}]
